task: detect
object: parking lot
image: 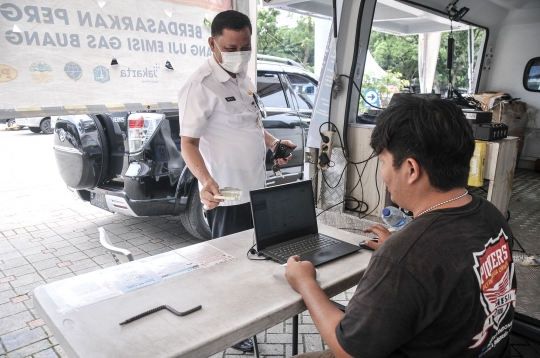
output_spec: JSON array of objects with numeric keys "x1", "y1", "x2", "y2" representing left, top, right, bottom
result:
[{"x1": 0, "y1": 125, "x2": 353, "y2": 358}]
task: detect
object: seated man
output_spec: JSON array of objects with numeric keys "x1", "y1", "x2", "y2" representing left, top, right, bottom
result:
[{"x1": 285, "y1": 95, "x2": 516, "y2": 358}]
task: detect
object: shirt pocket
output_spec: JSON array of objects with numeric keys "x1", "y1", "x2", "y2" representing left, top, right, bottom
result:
[{"x1": 225, "y1": 101, "x2": 253, "y2": 128}]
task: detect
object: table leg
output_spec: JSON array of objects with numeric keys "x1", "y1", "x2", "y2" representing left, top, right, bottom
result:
[
  {"x1": 293, "y1": 314, "x2": 299, "y2": 355},
  {"x1": 253, "y1": 335, "x2": 259, "y2": 358}
]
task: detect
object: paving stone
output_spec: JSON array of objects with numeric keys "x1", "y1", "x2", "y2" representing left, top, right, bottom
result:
[
  {"x1": 2, "y1": 333, "x2": 49, "y2": 356},
  {"x1": 56, "y1": 261, "x2": 72, "y2": 268},
  {"x1": 63, "y1": 235, "x2": 91, "y2": 245},
  {"x1": 303, "y1": 334, "x2": 324, "y2": 353},
  {"x1": 33, "y1": 347, "x2": 59, "y2": 358},
  {"x1": 50, "y1": 246, "x2": 79, "y2": 257},
  {"x1": 59, "y1": 231, "x2": 88, "y2": 240},
  {"x1": 39, "y1": 266, "x2": 72, "y2": 280},
  {"x1": 0, "y1": 276, "x2": 15, "y2": 284},
  {"x1": 266, "y1": 333, "x2": 293, "y2": 344},
  {"x1": 0, "y1": 311, "x2": 34, "y2": 336},
  {"x1": 28, "y1": 319, "x2": 45, "y2": 330},
  {"x1": 19, "y1": 246, "x2": 47, "y2": 257},
  {"x1": 42, "y1": 240, "x2": 71, "y2": 250},
  {"x1": 116, "y1": 231, "x2": 147, "y2": 241},
  {"x1": 0, "y1": 250, "x2": 23, "y2": 261},
  {"x1": 1, "y1": 230, "x2": 16, "y2": 237},
  {"x1": 3, "y1": 264, "x2": 37, "y2": 277},
  {"x1": 0, "y1": 289, "x2": 17, "y2": 305},
  {"x1": 92, "y1": 254, "x2": 115, "y2": 266},
  {"x1": 11, "y1": 272, "x2": 43, "y2": 288},
  {"x1": 41, "y1": 249, "x2": 56, "y2": 254},
  {"x1": 10, "y1": 295, "x2": 30, "y2": 304},
  {"x1": 67, "y1": 259, "x2": 99, "y2": 272},
  {"x1": 0, "y1": 282, "x2": 11, "y2": 293},
  {"x1": 45, "y1": 272, "x2": 75, "y2": 284},
  {"x1": 14, "y1": 281, "x2": 46, "y2": 296},
  {"x1": 57, "y1": 252, "x2": 87, "y2": 263},
  {"x1": 83, "y1": 247, "x2": 108, "y2": 258},
  {"x1": 74, "y1": 241, "x2": 101, "y2": 251},
  {"x1": 0, "y1": 327, "x2": 49, "y2": 354},
  {"x1": 258, "y1": 343, "x2": 285, "y2": 355},
  {"x1": 0, "y1": 257, "x2": 29, "y2": 270},
  {"x1": 31, "y1": 259, "x2": 62, "y2": 272},
  {"x1": 23, "y1": 251, "x2": 56, "y2": 263}
]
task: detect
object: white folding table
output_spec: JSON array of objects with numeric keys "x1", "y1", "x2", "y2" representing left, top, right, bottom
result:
[{"x1": 33, "y1": 224, "x2": 372, "y2": 358}]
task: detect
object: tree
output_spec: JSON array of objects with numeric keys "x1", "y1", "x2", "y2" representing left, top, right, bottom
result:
[
  {"x1": 257, "y1": 8, "x2": 282, "y2": 55},
  {"x1": 368, "y1": 32, "x2": 418, "y2": 84},
  {"x1": 257, "y1": 9, "x2": 315, "y2": 71}
]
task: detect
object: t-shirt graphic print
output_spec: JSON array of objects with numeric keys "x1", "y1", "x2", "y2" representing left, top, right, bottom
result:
[{"x1": 470, "y1": 228, "x2": 516, "y2": 354}]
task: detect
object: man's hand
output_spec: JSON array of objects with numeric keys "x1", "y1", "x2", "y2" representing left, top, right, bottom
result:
[
  {"x1": 362, "y1": 224, "x2": 392, "y2": 250},
  {"x1": 200, "y1": 179, "x2": 223, "y2": 210},
  {"x1": 273, "y1": 139, "x2": 297, "y2": 166},
  {"x1": 285, "y1": 255, "x2": 318, "y2": 293}
]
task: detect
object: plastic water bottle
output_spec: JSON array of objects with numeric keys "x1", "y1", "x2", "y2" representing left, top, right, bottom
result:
[{"x1": 381, "y1": 206, "x2": 412, "y2": 231}]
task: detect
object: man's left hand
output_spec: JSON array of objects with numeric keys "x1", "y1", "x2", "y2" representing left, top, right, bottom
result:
[{"x1": 285, "y1": 255, "x2": 317, "y2": 293}]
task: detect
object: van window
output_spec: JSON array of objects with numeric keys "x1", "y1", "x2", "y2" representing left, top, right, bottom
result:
[
  {"x1": 358, "y1": 1, "x2": 486, "y2": 112},
  {"x1": 523, "y1": 57, "x2": 540, "y2": 92}
]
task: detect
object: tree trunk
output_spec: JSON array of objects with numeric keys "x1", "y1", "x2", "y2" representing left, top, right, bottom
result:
[{"x1": 303, "y1": 45, "x2": 310, "y2": 66}]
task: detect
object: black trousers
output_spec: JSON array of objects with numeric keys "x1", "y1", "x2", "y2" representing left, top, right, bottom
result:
[{"x1": 206, "y1": 202, "x2": 254, "y2": 240}]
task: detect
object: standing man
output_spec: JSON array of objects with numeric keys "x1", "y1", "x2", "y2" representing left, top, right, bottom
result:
[
  {"x1": 285, "y1": 95, "x2": 517, "y2": 357},
  {"x1": 179, "y1": 9, "x2": 295, "y2": 241},
  {"x1": 178, "y1": 10, "x2": 294, "y2": 352}
]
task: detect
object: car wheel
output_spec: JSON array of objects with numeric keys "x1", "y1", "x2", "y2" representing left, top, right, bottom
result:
[
  {"x1": 40, "y1": 118, "x2": 53, "y2": 134},
  {"x1": 6, "y1": 119, "x2": 16, "y2": 128},
  {"x1": 29, "y1": 127, "x2": 42, "y2": 133},
  {"x1": 179, "y1": 182, "x2": 212, "y2": 241}
]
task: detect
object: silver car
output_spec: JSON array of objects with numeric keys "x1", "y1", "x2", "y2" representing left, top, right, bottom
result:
[{"x1": 15, "y1": 116, "x2": 57, "y2": 134}]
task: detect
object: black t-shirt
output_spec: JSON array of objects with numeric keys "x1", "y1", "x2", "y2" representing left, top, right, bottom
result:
[{"x1": 336, "y1": 195, "x2": 516, "y2": 358}]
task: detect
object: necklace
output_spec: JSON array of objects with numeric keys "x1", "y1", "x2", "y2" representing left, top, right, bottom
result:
[{"x1": 416, "y1": 190, "x2": 468, "y2": 217}]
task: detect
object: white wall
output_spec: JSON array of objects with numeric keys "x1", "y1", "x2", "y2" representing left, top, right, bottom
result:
[{"x1": 483, "y1": 1, "x2": 540, "y2": 158}]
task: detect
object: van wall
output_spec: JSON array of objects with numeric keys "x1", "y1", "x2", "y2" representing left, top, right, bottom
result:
[{"x1": 482, "y1": 1, "x2": 540, "y2": 160}]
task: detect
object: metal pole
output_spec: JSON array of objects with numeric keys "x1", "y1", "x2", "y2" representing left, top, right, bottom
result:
[{"x1": 293, "y1": 314, "x2": 299, "y2": 355}]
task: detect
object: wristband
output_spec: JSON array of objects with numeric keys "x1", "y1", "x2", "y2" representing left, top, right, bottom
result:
[{"x1": 270, "y1": 139, "x2": 280, "y2": 149}]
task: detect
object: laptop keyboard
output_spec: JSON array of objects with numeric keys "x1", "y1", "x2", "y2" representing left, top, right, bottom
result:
[{"x1": 268, "y1": 234, "x2": 339, "y2": 257}]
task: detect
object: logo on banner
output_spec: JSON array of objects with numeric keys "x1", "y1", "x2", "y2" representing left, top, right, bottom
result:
[
  {"x1": 64, "y1": 62, "x2": 82, "y2": 81},
  {"x1": 93, "y1": 65, "x2": 110, "y2": 83},
  {"x1": 30, "y1": 61, "x2": 53, "y2": 83},
  {"x1": 470, "y1": 229, "x2": 515, "y2": 353},
  {"x1": 0, "y1": 64, "x2": 18, "y2": 83}
]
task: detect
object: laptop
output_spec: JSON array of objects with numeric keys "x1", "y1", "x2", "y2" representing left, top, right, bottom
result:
[{"x1": 249, "y1": 180, "x2": 361, "y2": 266}]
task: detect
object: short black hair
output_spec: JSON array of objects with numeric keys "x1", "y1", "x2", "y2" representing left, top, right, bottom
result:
[
  {"x1": 211, "y1": 10, "x2": 252, "y2": 38},
  {"x1": 370, "y1": 95, "x2": 475, "y2": 191}
]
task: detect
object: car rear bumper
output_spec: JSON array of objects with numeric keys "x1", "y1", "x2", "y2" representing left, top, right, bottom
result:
[{"x1": 73, "y1": 187, "x2": 187, "y2": 217}]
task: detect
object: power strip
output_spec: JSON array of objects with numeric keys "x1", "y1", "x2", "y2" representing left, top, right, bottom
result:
[{"x1": 318, "y1": 130, "x2": 334, "y2": 170}]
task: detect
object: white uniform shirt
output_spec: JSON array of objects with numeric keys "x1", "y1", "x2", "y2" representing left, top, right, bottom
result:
[{"x1": 178, "y1": 57, "x2": 266, "y2": 206}]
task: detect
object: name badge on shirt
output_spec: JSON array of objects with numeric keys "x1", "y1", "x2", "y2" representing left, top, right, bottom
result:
[{"x1": 225, "y1": 96, "x2": 236, "y2": 102}]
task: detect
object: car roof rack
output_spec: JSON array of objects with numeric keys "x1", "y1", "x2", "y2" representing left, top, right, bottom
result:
[{"x1": 257, "y1": 54, "x2": 304, "y2": 69}]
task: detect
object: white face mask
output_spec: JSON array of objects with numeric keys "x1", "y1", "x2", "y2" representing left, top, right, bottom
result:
[{"x1": 213, "y1": 40, "x2": 251, "y2": 74}]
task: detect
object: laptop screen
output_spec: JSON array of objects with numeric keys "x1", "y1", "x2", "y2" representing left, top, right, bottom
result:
[{"x1": 250, "y1": 181, "x2": 317, "y2": 249}]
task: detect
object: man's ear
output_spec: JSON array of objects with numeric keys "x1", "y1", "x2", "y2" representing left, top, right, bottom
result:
[
  {"x1": 208, "y1": 37, "x2": 214, "y2": 50},
  {"x1": 405, "y1": 157, "x2": 422, "y2": 184}
]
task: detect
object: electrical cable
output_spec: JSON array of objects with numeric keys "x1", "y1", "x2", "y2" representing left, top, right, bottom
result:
[{"x1": 246, "y1": 244, "x2": 267, "y2": 261}]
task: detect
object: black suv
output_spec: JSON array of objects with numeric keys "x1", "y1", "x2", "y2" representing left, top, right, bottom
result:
[{"x1": 53, "y1": 58, "x2": 318, "y2": 241}]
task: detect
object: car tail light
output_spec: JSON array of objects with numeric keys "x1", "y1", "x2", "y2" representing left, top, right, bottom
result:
[{"x1": 127, "y1": 113, "x2": 164, "y2": 153}]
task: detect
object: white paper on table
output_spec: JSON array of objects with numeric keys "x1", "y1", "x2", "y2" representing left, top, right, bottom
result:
[
  {"x1": 140, "y1": 251, "x2": 198, "y2": 278},
  {"x1": 48, "y1": 270, "x2": 123, "y2": 312},
  {"x1": 175, "y1": 242, "x2": 235, "y2": 268},
  {"x1": 104, "y1": 261, "x2": 164, "y2": 293}
]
